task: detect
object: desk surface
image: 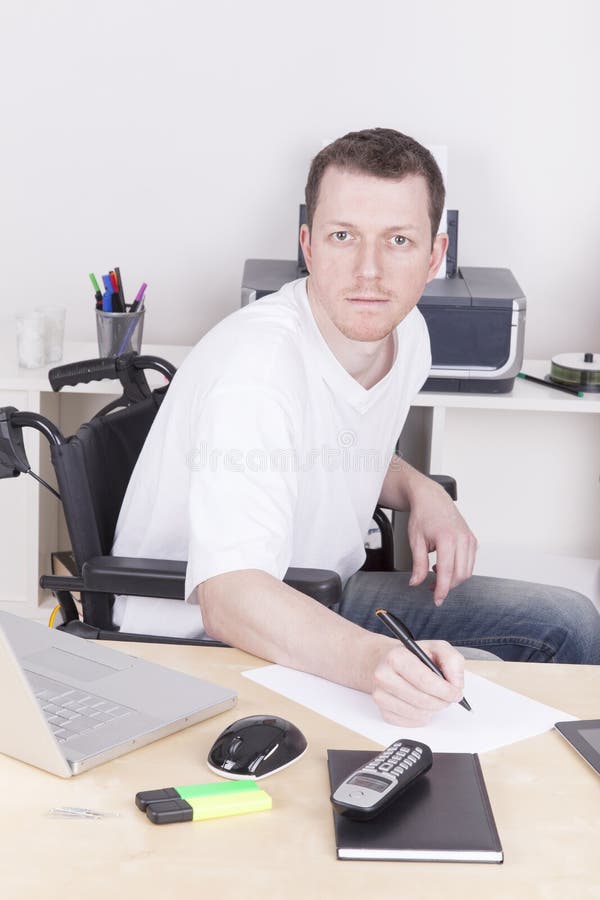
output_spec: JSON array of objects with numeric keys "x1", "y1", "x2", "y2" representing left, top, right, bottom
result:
[{"x1": 1, "y1": 646, "x2": 599, "y2": 900}]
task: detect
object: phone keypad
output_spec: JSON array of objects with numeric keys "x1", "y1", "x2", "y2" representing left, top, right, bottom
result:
[{"x1": 363, "y1": 741, "x2": 425, "y2": 780}]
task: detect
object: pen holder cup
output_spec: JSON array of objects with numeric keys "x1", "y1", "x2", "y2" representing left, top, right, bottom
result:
[{"x1": 96, "y1": 308, "x2": 145, "y2": 358}]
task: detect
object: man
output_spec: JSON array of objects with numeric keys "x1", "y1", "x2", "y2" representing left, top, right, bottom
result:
[{"x1": 113, "y1": 128, "x2": 600, "y2": 726}]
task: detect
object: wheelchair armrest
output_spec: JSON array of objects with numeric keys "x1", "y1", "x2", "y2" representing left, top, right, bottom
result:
[
  {"x1": 57, "y1": 619, "x2": 226, "y2": 646},
  {"x1": 429, "y1": 474, "x2": 457, "y2": 500},
  {"x1": 78, "y1": 557, "x2": 341, "y2": 607},
  {"x1": 82, "y1": 556, "x2": 187, "y2": 599},
  {"x1": 284, "y1": 568, "x2": 342, "y2": 607}
]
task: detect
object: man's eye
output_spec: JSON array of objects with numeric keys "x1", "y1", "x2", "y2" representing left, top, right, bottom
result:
[
  {"x1": 332, "y1": 231, "x2": 349, "y2": 241},
  {"x1": 392, "y1": 235, "x2": 408, "y2": 246}
]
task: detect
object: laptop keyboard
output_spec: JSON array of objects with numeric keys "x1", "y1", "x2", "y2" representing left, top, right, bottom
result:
[{"x1": 28, "y1": 674, "x2": 134, "y2": 743}]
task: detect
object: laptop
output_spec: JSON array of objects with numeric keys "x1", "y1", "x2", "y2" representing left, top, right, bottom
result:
[{"x1": 0, "y1": 611, "x2": 237, "y2": 777}]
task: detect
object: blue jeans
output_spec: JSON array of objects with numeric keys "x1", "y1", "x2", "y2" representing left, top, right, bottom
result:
[{"x1": 338, "y1": 572, "x2": 600, "y2": 664}]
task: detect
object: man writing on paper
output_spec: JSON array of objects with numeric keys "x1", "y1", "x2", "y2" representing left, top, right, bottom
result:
[{"x1": 113, "y1": 129, "x2": 600, "y2": 725}]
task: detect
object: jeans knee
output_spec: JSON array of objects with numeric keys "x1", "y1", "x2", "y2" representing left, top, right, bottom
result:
[{"x1": 537, "y1": 588, "x2": 600, "y2": 663}]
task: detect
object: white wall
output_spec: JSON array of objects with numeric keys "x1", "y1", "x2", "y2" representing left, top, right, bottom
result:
[{"x1": 1, "y1": 0, "x2": 598, "y2": 357}]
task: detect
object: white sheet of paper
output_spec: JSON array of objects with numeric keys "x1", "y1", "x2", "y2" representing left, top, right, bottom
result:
[{"x1": 242, "y1": 666, "x2": 575, "y2": 754}]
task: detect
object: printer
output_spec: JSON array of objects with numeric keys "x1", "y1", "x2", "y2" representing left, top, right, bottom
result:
[{"x1": 241, "y1": 209, "x2": 527, "y2": 394}]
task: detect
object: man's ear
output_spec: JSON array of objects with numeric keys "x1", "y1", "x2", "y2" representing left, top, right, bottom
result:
[
  {"x1": 426, "y1": 233, "x2": 449, "y2": 283},
  {"x1": 299, "y1": 224, "x2": 312, "y2": 273}
]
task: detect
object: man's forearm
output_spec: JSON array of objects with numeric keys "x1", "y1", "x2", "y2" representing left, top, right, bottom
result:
[
  {"x1": 378, "y1": 455, "x2": 440, "y2": 511},
  {"x1": 197, "y1": 570, "x2": 391, "y2": 692}
]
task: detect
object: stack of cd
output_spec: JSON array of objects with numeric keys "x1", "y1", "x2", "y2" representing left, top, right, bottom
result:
[{"x1": 550, "y1": 353, "x2": 600, "y2": 393}]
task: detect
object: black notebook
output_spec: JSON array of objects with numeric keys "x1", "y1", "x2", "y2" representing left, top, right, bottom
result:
[{"x1": 327, "y1": 749, "x2": 503, "y2": 863}]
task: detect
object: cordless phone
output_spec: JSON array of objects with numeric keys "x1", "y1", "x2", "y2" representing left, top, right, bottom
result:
[{"x1": 330, "y1": 739, "x2": 433, "y2": 820}]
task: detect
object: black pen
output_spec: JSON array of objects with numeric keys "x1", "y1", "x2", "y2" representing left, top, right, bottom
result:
[
  {"x1": 114, "y1": 266, "x2": 126, "y2": 311},
  {"x1": 517, "y1": 372, "x2": 583, "y2": 398},
  {"x1": 376, "y1": 608, "x2": 472, "y2": 712}
]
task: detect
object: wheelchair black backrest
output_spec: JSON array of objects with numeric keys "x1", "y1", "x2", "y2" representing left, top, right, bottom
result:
[{"x1": 50, "y1": 386, "x2": 168, "y2": 574}]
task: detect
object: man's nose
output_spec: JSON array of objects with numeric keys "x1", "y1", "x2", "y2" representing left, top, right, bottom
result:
[{"x1": 353, "y1": 238, "x2": 383, "y2": 279}]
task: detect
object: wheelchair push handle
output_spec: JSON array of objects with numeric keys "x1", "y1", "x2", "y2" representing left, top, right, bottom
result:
[
  {"x1": 49, "y1": 353, "x2": 175, "y2": 394},
  {"x1": 49, "y1": 357, "x2": 121, "y2": 391}
]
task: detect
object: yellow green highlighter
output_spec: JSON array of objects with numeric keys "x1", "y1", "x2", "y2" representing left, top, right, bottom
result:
[{"x1": 135, "y1": 780, "x2": 272, "y2": 825}]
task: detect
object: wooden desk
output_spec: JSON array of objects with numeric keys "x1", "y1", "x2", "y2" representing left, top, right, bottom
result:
[{"x1": 1, "y1": 648, "x2": 599, "y2": 900}]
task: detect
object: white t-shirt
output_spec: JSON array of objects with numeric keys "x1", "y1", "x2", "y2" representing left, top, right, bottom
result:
[{"x1": 112, "y1": 278, "x2": 431, "y2": 638}]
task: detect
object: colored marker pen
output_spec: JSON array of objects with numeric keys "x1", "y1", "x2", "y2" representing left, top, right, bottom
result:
[
  {"x1": 136, "y1": 781, "x2": 272, "y2": 824},
  {"x1": 135, "y1": 779, "x2": 261, "y2": 812},
  {"x1": 146, "y1": 791, "x2": 272, "y2": 824},
  {"x1": 89, "y1": 273, "x2": 103, "y2": 309},
  {"x1": 114, "y1": 266, "x2": 126, "y2": 308},
  {"x1": 101, "y1": 274, "x2": 114, "y2": 312},
  {"x1": 130, "y1": 282, "x2": 147, "y2": 313}
]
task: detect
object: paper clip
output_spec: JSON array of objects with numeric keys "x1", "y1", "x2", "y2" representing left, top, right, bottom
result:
[{"x1": 47, "y1": 806, "x2": 121, "y2": 820}]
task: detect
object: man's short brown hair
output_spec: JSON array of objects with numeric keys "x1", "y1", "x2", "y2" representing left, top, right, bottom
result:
[{"x1": 305, "y1": 128, "x2": 445, "y2": 243}]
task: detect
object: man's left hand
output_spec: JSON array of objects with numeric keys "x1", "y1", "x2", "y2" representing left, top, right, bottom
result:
[{"x1": 406, "y1": 479, "x2": 478, "y2": 605}]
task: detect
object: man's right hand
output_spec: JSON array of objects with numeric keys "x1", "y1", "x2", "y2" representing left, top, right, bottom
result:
[
  {"x1": 199, "y1": 570, "x2": 465, "y2": 728},
  {"x1": 369, "y1": 639, "x2": 465, "y2": 726}
]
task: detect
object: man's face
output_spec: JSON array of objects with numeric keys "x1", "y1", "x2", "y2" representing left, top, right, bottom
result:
[{"x1": 300, "y1": 167, "x2": 447, "y2": 342}]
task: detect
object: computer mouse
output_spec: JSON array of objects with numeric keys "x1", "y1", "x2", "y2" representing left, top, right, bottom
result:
[{"x1": 207, "y1": 714, "x2": 308, "y2": 779}]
